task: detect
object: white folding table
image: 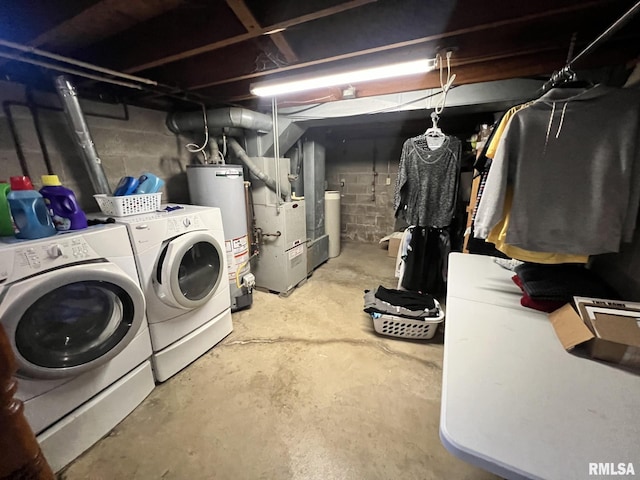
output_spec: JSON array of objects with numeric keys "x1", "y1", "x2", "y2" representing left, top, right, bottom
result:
[{"x1": 441, "y1": 253, "x2": 640, "y2": 480}]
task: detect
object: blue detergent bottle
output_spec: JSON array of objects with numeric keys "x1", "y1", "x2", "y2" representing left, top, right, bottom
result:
[
  {"x1": 40, "y1": 175, "x2": 88, "y2": 231},
  {"x1": 134, "y1": 173, "x2": 164, "y2": 194},
  {"x1": 8, "y1": 176, "x2": 57, "y2": 239}
]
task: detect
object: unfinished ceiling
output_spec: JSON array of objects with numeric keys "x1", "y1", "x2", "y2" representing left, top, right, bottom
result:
[{"x1": 1, "y1": 0, "x2": 639, "y2": 110}]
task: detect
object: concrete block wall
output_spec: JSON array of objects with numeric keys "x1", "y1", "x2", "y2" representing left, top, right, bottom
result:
[
  {"x1": 0, "y1": 79, "x2": 192, "y2": 213},
  {"x1": 325, "y1": 136, "x2": 405, "y2": 243}
]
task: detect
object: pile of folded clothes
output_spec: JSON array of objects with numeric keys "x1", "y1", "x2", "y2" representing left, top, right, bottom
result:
[
  {"x1": 511, "y1": 263, "x2": 619, "y2": 313},
  {"x1": 363, "y1": 285, "x2": 441, "y2": 319}
]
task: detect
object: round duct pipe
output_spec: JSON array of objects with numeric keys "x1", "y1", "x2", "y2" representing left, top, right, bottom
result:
[
  {"x1": 227, "y1": 138, "x2": 290, "y2": 199},
  {"x1": 54, "y1": 75, "x2": 111, "y2": 195},
  {"x1": 167, "y1": 107, "x2": 273, "y2": 134}
]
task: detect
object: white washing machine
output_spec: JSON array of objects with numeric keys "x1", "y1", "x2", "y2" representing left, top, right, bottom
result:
[
  {"x1": 0, "y1": 224, "x2": 155, "y2": 473},
  {"x1": 102, "y1": 204, "x2": 233, "y2": 382}
]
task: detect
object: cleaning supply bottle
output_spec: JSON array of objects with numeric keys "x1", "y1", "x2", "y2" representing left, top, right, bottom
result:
[
  {"x1": 113, "y1": 176, "x2": 139, "y2": 196},
  {"x1": 7, "y1": 176, "x2": 56, "y2": 239},
  {"x1": 39, "y1": 175, "x2": 88, "y2": 231},
  {"x1": 134, "y1": 173, "x2": 164, "y2": 194},
  {"x1": 0, "y1": 181, "x2": 14, "y2": 236}
]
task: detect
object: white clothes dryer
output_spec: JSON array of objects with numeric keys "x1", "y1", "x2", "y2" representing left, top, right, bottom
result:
[
  {"x1": 103, "y1": 204, "x2": 232, "y2": 382},
  {"x1": 0, "y1": 224, "x2": 154, "y2": 472}
]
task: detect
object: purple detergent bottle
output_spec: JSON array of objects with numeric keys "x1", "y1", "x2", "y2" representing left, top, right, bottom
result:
[{"x1": 39, "y1": 175, "x2": 88, "y2": 231}]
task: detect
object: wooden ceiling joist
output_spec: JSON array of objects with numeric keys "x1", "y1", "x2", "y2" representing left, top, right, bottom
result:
[
  {"x1": 225, "y1": 0, "x2": 298, "y2": 63},
  {"x1": 186, "y1": 0, "x2": 609, "y2": 91},
  {"x1": 123, "y1": 0, "x2": 378, "y2": 73},
  {"x1": 28, "y1": 0, "x2": 186, "y2": 51}
]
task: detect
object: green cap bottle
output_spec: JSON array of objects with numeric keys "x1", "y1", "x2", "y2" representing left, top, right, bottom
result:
[{"x1": 0, "y1": 182, "x2": 14, "y2": 236}]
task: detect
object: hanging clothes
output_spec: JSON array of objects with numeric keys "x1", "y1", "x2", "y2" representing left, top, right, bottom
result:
[
  {"x1": 401, "y1": 226, "x2": 450, "y2": 295},
  {"x1": 394, "y1": 135, "x2": 462, "y2": 228},
  {"x1": 475, "y1": 85, "x2": 640, "y2": 255},
  {"x1": 466, "y1": 117, "x2": 511, "y2": 258},
  {"x1": 395, "y1": 226, "x2": 413, "y2": 289},
  {"x1": 471, "y1": 102, "x2": 589, "y2": 264},
  {"x1": 485, "y1": 188, "x2": 589, "y2": 263},
  {"x1": 484, "y1": 102, "x2": 534, "y2": 160}
]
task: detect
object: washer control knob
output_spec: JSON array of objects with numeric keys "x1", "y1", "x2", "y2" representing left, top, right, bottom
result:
[{"x1": 47, "y1": 244, "x2": 63, "y2": 258}]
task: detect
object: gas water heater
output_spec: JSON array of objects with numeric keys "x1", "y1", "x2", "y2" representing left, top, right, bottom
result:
[{"x1": 187, "y1": 164, "x2": 253, "y2": 311}]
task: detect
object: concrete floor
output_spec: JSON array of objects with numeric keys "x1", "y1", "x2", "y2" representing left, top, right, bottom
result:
[{"x1": 60, "y1": 241, "x2": 499, "y2": 480}]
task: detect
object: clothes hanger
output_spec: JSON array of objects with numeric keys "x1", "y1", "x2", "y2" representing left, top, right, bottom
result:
[
  {"x1": 424, "y1": 112, "x2": 445, "y2": 150},
  {"x1": 412, "y1": 51, "x2": 455, "y2": 151},
  {"x1": 552, "y1": 66, "x2": 594, "y2": 89}
]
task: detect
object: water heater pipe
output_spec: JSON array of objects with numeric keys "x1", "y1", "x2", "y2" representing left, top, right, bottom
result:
[
  {"x1": 244, "y1": 180, "x2": 255, "y2": 250},
  {"x1": 272, "y1": 97, "x2": 281, "y2": 213},
  {"x1": 54, "y1": 75, "x2": 111, "y2": 194},
  {"x1": 227, "y1": 138, "x2": 290, "y2": 199}
]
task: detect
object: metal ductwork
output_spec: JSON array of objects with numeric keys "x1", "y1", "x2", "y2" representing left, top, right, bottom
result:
[
  {"x1": 169, "y1": 107, "x2": 289, "y2": 199},
  {"x1": 54, "y1": 75, "x2": 111, "y2": 195},
  {"x1": 227, "y1": 138, "x2": 290, "y2": 200},
  {"x1": 167, "y1": 107, "x2": 273, "y2": 134}
]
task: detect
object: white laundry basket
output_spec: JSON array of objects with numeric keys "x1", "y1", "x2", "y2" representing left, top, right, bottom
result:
[
  {"x1": 371, "y1": 299, "x2": 444, "y2": 340},
  {"x1": 94, "y1": 193, "x2": 162, "y2": 217}
]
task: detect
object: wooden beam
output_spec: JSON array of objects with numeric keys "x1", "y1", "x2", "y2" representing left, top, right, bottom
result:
[
  {"x1": 225, "y1": 0, "x2": 298, "y2": 63},
  {"x1": 224, "y1": 0, "x2": 261, "y2": 32},
  {"x1": 269, "y1": 33, "x2": 299, "y2": 64},
  {"x1": 28, "y1": 0, "x2": 186, "y2": 51},
  {"x1": 187, "y1": 0, "x2": 610, "y2": 91},
  {"x1": 124, "y1": 0, "x2": 377, "y2": 72}
]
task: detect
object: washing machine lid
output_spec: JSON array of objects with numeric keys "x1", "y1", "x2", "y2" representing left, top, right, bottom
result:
[
  {"x1": 155, "y1": 231, "x2": 223, "y2": 310},
  {"x1": 0, "y1": 261, "x2": 146, "y2": 380}
]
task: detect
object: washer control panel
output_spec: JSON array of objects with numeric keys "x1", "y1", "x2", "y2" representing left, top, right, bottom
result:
[
  {"x1": 167, "y1": 215, "x2": 203, "y2": 235},
  {"x1": 10, "y1": 237, "x2": 98, "y2": 279}
]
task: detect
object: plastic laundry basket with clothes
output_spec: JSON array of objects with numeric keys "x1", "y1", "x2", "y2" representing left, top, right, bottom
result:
[{"x1": 363, "y1": 286, "x2": 444, "y2": 339}]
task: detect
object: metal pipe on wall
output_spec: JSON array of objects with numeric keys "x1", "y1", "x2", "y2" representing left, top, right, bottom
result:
[{"x1": 54, "y1": 75, "x2": 112, "y2": 194}]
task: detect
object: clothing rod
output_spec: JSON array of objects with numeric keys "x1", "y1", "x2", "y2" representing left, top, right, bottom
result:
[
  {"x1": 568, "y1": 0, "x2": 640, "y2": 67},
  {"x1": 0, "y1": 38, "x2": 157, "y2": 86},
  {"x1": 0, "y1": 51, "x2": 144, "y2": 90}
]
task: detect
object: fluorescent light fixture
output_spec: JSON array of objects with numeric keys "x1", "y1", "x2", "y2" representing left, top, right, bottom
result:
[{"x1": 250, "y1": 58, "x2": 436, "y2": 97}]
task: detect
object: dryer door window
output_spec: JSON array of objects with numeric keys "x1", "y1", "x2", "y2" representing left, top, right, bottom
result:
[
  {"x1": 156, "y1": 231, "x2": 224, "y2": 309},
  {"x1": 178, "y1": 241, "x2": 221, "y2": 301},
  {"x1": 15, "y1": 280, "x2": 135, "y2": 369}
]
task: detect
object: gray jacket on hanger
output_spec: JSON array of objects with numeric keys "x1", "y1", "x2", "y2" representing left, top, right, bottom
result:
[{"x1": 475, "y1": 85, "x2": 640, "y2": 255}]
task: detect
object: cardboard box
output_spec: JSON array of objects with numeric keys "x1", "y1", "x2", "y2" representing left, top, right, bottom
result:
[
  {"x1": 388, "y1": 236, "x2": 402, "y2": 258},
  {"x1": 380, "y1": 231, "x2": 405, "y2": 257},
  {"x1": 548, "y1": 300, "x2": 640, "y2": 368}
]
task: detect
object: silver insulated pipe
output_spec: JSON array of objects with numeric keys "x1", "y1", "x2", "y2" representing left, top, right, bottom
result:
[
  {"x1": 167, "y1": 107, "x2": 273, "y2": 134},
  {"x1": 54, "y1": 75, "x2": 111, "y2": 194},
  {"x1": 168, "y1": 107, "x2": 289, "y2": 199},
  {"x1": 227, "y1": 138, "x2": 290, "y2": 199}
]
